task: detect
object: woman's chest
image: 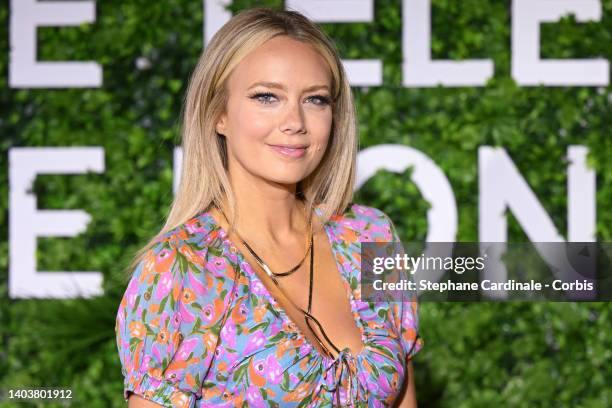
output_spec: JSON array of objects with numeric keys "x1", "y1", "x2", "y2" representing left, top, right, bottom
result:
[
  {"x1": 200, "y1": 277, "x2": 406, "y2": 407},
  {"x1": 259, "y1": 229, "x2": 365, "y2": 358}
]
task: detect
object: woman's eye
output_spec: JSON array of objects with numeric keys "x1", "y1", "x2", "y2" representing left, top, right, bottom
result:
[
  {"x1": 250, "y1": 92, "x2": 277, "y2": 104},
  {"x1": 308, "y1": 95, "x2": 332, "y2": 106},
  {"x1": 249, "y1": 92, "x2": 331, "y2": 106}
]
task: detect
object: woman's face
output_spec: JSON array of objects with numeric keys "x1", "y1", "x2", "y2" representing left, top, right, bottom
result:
[{"x1": 216, "y1": 36, "x2": 333, "y2": 189}]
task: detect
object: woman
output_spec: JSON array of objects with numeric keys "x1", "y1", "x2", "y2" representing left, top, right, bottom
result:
[{"x1": 115, "y1": 7, "x2": 423, "y2": 408}]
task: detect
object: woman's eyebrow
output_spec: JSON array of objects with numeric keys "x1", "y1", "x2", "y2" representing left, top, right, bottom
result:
[{"x1": 247, "y1": 81, "x2": 330, "y2": 92}]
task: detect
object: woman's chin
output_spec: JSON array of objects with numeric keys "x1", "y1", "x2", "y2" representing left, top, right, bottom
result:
[{"x1": 258, "y1": 172, "x2": 308, "y2": 187}]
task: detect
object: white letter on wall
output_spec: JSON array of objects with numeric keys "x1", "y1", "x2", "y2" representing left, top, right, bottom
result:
[
  {"x1": 479, "y1": 146, "x2": 596, "y2": 299},
  {"x1": 512, "y1": 0, "x2": 609, "y2": 86},
  {"x1": 204, "y1": 0, "x2": 232, "y2": 47},
  {"x1": 357, "y1": 144, "x2": 458, "y2": 296},
  {"x1": 10, "y1": 0, "x2": 101, "y2": 88},
  {"x1": 402, "y1": 0, "x2": 494, "y2": 87},
  {"x1": 357, "y1": 144, "x2": 457, "y2": 242},
  {"x1": 173, "y1": 146, "x2": 183, "y2": 196},
  {"x1": 9, "y1": 147, "x2": 105, "y2": 298},
  {"x1": 567, "y1": 146, "x2": 596, "y2": 241},
  {"x1": 286, "y1": 0, "x2": 382, "y2": 86}
]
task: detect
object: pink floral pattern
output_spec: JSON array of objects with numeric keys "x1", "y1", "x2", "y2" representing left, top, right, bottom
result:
[{"x1": 115, "y1": 203, "x2": 423, "y2": 407}]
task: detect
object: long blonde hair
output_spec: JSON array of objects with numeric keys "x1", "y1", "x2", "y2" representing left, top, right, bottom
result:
[{"x1": 123, "y1": 7, "x2": 358, "y2": 278}]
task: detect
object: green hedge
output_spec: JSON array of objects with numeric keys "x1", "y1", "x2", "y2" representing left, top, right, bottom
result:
[{"x1": 1, "y1": 1, "x2": 611, "y2": 407}]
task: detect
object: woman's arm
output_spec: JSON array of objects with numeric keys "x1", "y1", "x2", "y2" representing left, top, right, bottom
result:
[
  {"x1": 116, "y1": 238, "x2": 235, "y2": 407},
  {"x1": 394, "y1": 360, "x2": 417, "y2": 408}
]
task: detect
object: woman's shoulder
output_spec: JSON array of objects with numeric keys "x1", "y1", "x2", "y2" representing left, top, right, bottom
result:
[
  {"x1": 150, "y1": 209, "x2": 225, "y2": 253},
  {"x1": 341, "y1": 202, "x2": 391, "y2": 222},
  {"x1": 128, "y1": 210, "x2": 230, "y2": 285},
  {"x1": 327, "y1": 202, "x2": 395, "y2": 242},
  {"x1": 116, "y1": 210, "x2": 235, "y2": 406}
]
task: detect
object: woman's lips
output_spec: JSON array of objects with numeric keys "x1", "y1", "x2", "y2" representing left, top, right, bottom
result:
[{"x1": 268, "y1": 144, "x2": 308, "y2": 158}]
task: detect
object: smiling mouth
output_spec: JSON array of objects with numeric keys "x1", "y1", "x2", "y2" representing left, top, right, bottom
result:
[{"x1": 267, "y1": 144, "x2": 309, "y2": 158}]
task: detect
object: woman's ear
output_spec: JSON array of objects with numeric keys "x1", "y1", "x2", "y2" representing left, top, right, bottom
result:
[{"x1": 216, "y1": 114, "x2": 227, "y2": 136}]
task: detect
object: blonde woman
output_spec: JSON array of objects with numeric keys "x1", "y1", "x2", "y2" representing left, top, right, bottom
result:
[{"x1": 115, "y1": 7, "x2": 423, "y2": 408}]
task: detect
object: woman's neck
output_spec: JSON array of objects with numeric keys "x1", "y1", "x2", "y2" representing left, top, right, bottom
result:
[
  {"x1": 213, "y1": 172, "x2": 312, "y2": 248},
  {"x1": 232, "y1": 194, "x2": 309, "y2": 247}
]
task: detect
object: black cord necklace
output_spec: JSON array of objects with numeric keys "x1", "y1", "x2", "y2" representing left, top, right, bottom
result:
[
  {"x1": 215, "y1": 204, "x2": 341, "y2": 357},
  {"x1": 217, "y1": 206, "x2": 312, "y2": 282}
]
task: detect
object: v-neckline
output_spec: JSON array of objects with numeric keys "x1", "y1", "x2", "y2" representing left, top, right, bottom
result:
[{"x1": 199, "y1": 204, "x2": 368, "y2": 363}]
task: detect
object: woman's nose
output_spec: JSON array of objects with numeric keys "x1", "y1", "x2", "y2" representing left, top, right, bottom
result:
[{"x1": 280, "y1": 100, "x2": 306, "y2": 134}]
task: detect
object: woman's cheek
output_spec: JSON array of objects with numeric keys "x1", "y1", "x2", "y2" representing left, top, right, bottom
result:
[
  {"x1": 242, "y1": 114, "x2": 275, "y2": 141},
  {"x1": 234, "y1": 103, "x2": 266, "y2": 129}
]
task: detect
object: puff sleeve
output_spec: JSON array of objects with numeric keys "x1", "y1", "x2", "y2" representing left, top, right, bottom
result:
[
  {"x1": 115, "y1": 236, "x2": 236, "y2": 407},
  {"x1": 382, "y1": 211, "x2": 424, "y2": 362}
]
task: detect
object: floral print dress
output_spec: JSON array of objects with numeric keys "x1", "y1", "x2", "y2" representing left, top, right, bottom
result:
[{"x1": 115, "y1": 203, "x2": 423, "y2": 407}]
